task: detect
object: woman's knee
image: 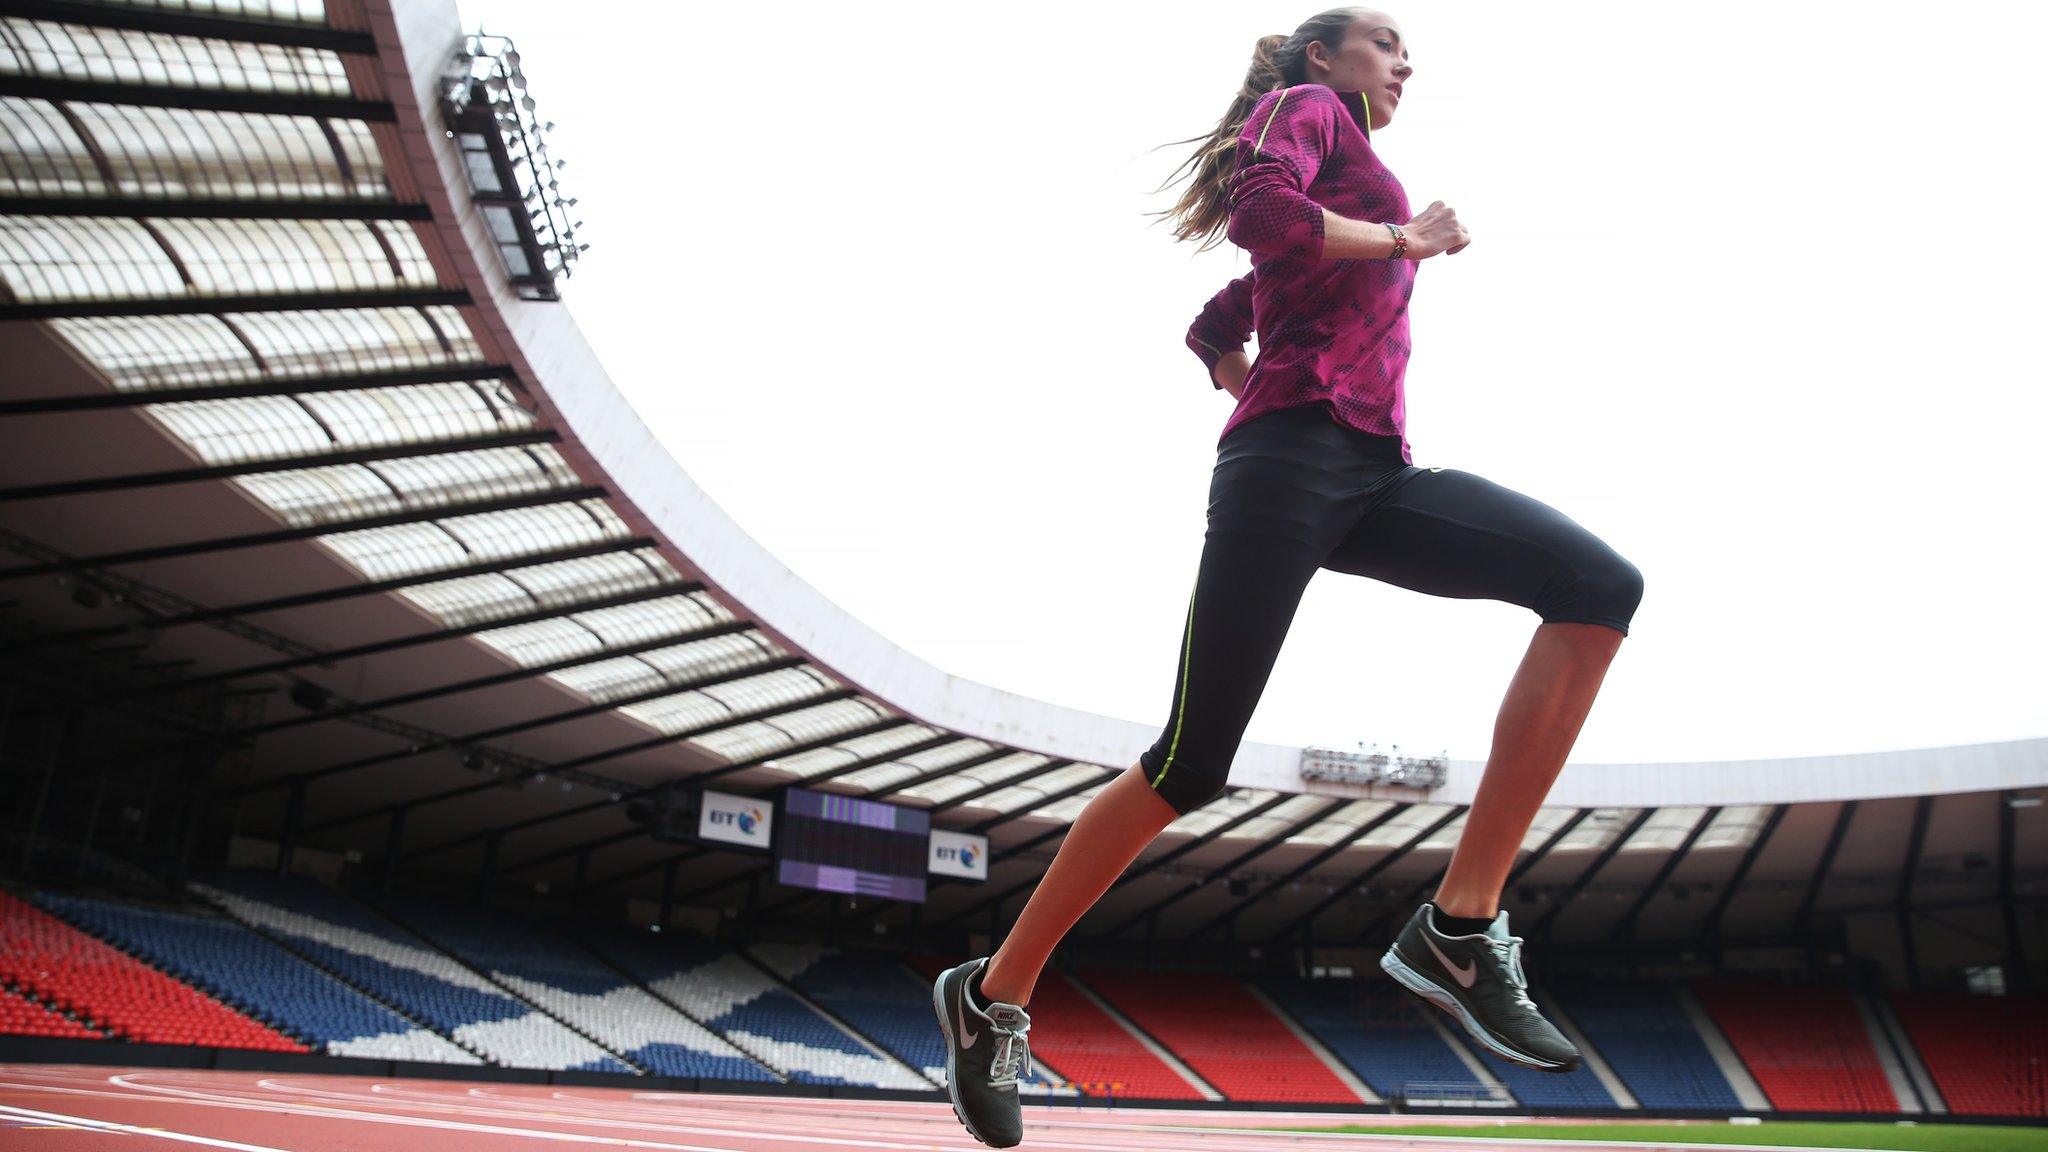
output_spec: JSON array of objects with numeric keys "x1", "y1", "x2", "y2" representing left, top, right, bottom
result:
[
  {"x1": 1138, "y1": 750, "x2": 1230, "y2": 817},
  {"x1": 1541, "y1": 549, "x2": 1644, "y2": 632}
]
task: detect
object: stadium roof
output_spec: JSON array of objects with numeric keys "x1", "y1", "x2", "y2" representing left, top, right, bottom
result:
[{"x1": 1, "y1": 0, "x2": 2042, "y2": 949}]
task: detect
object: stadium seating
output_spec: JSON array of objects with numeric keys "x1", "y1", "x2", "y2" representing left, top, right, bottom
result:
[
  {"x1": 1695, "y1": 980, "x2": 1896, "y2": 1112},
  {"x1": 1258, "y1": 976, "x2": 1485, "y2": 1101},
  {"x1": 898, "y1": 955, "x2": 1200, "y2": 1101},
  {"x1": 1076, "y1": 968, "x2": 1360, "y2": 1103},
  {"x1": 365, "y1": 892, "x2": 778, "y2": 1081},
  {"x1": 194, "y1": 873, "x2": 629, "y2": 1072},
  {"x1": 1550, "y1": 979, "x2": 1741, "y2": 1110},
  {"x1": 582, "y1": 926, "x2": 928, "y2": 1088},
  {"x1": 33, "y1": 891, "x2": 478, "y2": 1065},
  {"x1": 762, "y1": 947, "x2": 1069, "y2": 1095},
  {"x1": 0, "y1": 984, "x2": 105, "y2": 1040},
  {"x1": 0, "y1": 890, "x2": 302, "y2": 1051},
  {"x1": 1890, "y1": 991, "x2": 2047, "y2": 1117}
]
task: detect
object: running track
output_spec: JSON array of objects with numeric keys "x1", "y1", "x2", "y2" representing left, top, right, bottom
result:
[{"x1": 0, "y1": 1065, "x2": 1810, "y2": 1150}]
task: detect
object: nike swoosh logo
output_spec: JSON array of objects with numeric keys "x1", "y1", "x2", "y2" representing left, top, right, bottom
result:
[
  {"x1": 1423, "y1": 933, "x2": 1479, "y2": 988},
  {"x1": 957, "y1": 989, "x2": 979, "y2": 1049},
  {"x1": 1428, "y1": 467, "x2": 1445, "y2": 473}
]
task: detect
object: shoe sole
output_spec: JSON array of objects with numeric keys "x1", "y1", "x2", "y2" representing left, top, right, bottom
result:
[
  {"x1": 931, "y1": 961, "x2": 1015, "y2": 1148},
  {"x1": 1380, "y1": 946, "x2": 1581, "y2": 1074}
]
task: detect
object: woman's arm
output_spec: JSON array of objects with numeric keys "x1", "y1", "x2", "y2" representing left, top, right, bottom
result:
[
  {"x1": 1211, "y1": 350, "x2": 1251, "y2": 398},
  {"x1": 1188, "y1": 273, "x2": 1256, "y2": 394}
]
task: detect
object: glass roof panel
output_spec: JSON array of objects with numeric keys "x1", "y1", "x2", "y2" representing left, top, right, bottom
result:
[
  {"x1": 398, "y1": 548, "x2": 675, "y2": 627},
  {"x1": 321, "y1": 498, "x2": 626, "y2": 580},
  {"x1": 1695, "y1": 805, "x2": 1773, "y2": 851},
  {"x1": 1417, "y1": 812, "x2": 1470, "y2": 850},
  {"x1": 977, "y1": 764, "x2": 1113, "y2": 815},
  {"x1": 758, "y1": 726, "x2": 944, "y2": 781},
  {"x1": 1621, "y1": 806, "x2": 1708, "y2": 853},
  {"x1": 95, "y1": 0, "x2": 329, "y2": 23},
  {"x1": 1287, "y1": 799, "x2": 1395, "y2": 846},
  {"x1": 0, "y1": 215, "x2": 184, "y2": 302},
  {"x1": 572, "y1": 594, "x2": 733, "y2": 647},
  {"x1": 548, "y1": 634, "x2": 779, "y2": 704},
  {"x1": 825, "y1": 738, "x2": 989, "y2": 793},
  {"x1": 1520, "y1": 806, "x2": 1581, "y2": 853},
  {"x1": 1359, "y1": 803, "x2": 1456, "y2": 848},
  {"x1": 0, "y1": 18, "x2": 350, "y2": 96},
  {"x1": 231, "y1": 444, "x2": 576, "y2": 528},
  {"x1": 618, "y1": 667, "x2": 835, "y2": 737},
  {"x1": 895, "y1": 753, "x2": 1053, "y2": 806},
  {"x1": 1553, "y1": 807, "x2": 1643, "y2": 853},
  {"x1": 687, "y1": 698, "x2": 894, "y2": 765},
  {"x1": 1221, "y1": 793, "x2": 1331, "y2": 842},
  {"x1": 54, "y1": 103, "x2": 389, "y2": 201},
  {"x1": 49, "y1": 306, "x2": 482, "y2": 391},
  {"x1": 134, "y1": 217, "x2": 434, "y2": 296},
  {"x1": 143, "y1": 380, "x2": 532, "y2": 466},
  {"x1": 0, "y1": 98, "x2": 103, "y2": 197},
  {"x1": 469, "y1": 594, "x2": 728, "y2": 669},
  {"x1": 1029, "y1": 783, "x2": 1107, "y2": 823},
  {"x1": 1168, "y1": 789, "x2": 1277, "y2": 839}
]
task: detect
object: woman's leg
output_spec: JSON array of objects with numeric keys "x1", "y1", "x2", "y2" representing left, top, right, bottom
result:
[
  {"x1": 1433, "y1": 621, "x2": 1624, "y2": 918},
  {"x1": 979, "y1": 761, "x2": 1178, "y2": 1006},
  {"x1": 1323, "y1": 465, "x2": 1641, "y2": 1069},
  {"x1": 980, "y1": 527, "x2": 1325, "y2": 1006},
  {"x1": 1324, "y1": 465, "x2": 1645, "y2": 911}
]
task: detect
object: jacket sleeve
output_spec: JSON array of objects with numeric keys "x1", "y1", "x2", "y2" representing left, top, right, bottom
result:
[
  {"x1": 1186, "y1": 272, "x2": 1255, "y2": 387},
  {"x1": 1225, "y1": 85, "x2": 1341, "y2": 260}
]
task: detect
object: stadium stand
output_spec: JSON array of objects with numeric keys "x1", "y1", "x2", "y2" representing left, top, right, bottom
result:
[
  {"x1": 1259, "y1": 976, "x2": 1484, "y2": 1101},
  {"x1": 1550, "y1": 979, "x2": 1741, "y2": 1110},
  {"x1": 1, "y1": 890, "x2": 302, "y2": 1051},
  {"x1": 1457, "y1": 1030, "x2": 1616, "y2": 1108},
  {"x1": 0, "y1": 984, "x2": 104, "y2": 1041},
  {"x1": 358, "y1": 891, "x2": 760, "y2": 1079},
  {"x1": 1695, "y1": 980, "x2": 1897, "y2": 1112},
  {"x1": 33, "y1": 891, "x2": 478, "y2": 1064},
  {"x1": 760, "y1": 947, "x2": 1069, "y2": 1095},
  {"x1": 193, "y1": 874, "x2": 628, "y2": 1071},
  {"x1": 581, "y1": 926, "x2": 929, "y2": 1089},
  {"x1": 908, "y1": 955, "x2": 1201, "y2": 1101},
  {"x1": 1076, "y1": 968, "x2": 1359, "y2": 1103},
  {"x1": 1890, "y1": 991, "x2": 2048, "y2": 1117}
]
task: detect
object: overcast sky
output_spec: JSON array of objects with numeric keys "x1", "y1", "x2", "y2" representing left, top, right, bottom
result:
[{"x1": 455, "y1": 1, "x2": 2045, "y2": 765}]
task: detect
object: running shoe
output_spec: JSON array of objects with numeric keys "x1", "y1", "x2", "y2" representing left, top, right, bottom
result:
[
  {"x1": 1380, "y1": 903, "x2": 1581, "y2": 1071},
  {"x1": 932, "y1": 956, "x2": 1031, "y2": 1148}
]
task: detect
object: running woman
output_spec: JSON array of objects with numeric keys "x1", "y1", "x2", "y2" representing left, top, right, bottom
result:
[{"x1": 934, "y1": 9, "x2": 1642, "y2": 1144}]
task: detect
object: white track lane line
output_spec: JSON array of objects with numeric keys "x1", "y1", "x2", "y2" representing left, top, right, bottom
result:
[
  {"x1": 0, "y1": 1103, "x2": 296, "y2": 1151},
  {"x1": 104, "y1": 1072, "x2": 973, "y2": 1151}
]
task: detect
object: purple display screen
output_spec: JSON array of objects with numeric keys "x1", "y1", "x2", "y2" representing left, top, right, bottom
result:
[{"x1": 774, "y1": 788, "x2": 930, "y2": 903}]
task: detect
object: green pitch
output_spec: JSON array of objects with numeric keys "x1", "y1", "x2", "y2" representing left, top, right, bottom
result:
[{"x1": 1264, "y1": 1121, "x2": 2047, "y2": 1151}]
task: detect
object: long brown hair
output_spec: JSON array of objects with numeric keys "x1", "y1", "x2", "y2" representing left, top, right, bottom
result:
[{"x1": 1152, "y1": 8, "x2": 1373, "y2": 251}]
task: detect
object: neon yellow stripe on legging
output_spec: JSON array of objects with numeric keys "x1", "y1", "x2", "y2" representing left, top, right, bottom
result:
[{"x1": 1151, "y1": 585, "x2": 1199, "y2": 790}]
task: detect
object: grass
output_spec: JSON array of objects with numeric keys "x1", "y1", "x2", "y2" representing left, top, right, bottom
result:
[{"x1": 1263, "y1": 1120, "x2": 2048, "y2": 1152}]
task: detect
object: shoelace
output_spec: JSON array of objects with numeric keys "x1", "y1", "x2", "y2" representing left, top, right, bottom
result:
[
  {"x1": 1482, "y1": 933, "x2": 1538, "y2": 1011},
  {"x1": 986, "y1": 1017, "x2": 1031, "y2": 1088}
]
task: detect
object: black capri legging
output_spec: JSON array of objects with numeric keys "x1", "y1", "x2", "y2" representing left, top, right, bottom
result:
[{"x1": 1138, "y1": 403, "x2": 1644, "y2": 816}]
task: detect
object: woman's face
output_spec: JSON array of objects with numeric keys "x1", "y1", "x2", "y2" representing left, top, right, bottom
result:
[{"x1": 1307, "y1": 13, "x2": 1413, "y2": 131}]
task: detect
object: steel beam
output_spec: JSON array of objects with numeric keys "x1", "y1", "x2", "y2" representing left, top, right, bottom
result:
[
  {"x1": 1610, "y1": 806, "x2": 1722, "y2": 941},
  {"x1": 0, "y1": 365, "x2": 518, "y2": 417}
]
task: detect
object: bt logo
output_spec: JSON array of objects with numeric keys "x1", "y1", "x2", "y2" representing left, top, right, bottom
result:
[
  {"x1": 936, "y1": 845, "x2": 979, "y2": 869},
  {"x1": 708, "y1": 807, "x2": 765, "y2": 836}
]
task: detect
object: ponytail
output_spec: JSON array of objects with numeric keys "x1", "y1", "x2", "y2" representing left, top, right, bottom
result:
[{"x1": 1150, "y1": 10, "x2": 1368, "y2": 251}]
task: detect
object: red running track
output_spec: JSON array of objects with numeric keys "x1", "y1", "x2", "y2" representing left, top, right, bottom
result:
[{"x1": 0, "y1": 1064, "x2": 1788, "y2": 1150}]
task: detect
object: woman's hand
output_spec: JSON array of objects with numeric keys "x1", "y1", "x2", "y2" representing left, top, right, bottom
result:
[{"x1": 1402, "y1": 201, "x2": 1471, "y2": 259}]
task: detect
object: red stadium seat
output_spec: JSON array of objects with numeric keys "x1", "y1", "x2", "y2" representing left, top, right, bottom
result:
[
  {"x1": 1890, "y1": 991, "x2": 2047, "y2": 1117},
  {"x1": 0, "y1": 891, "x2": 306, "y2": 1053},
  {"x1": 1694, "y1": 979, "x2": 1896, "y2": 1112}
]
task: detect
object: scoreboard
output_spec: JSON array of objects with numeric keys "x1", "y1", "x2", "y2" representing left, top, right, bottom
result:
[{"x1": 774, "y1": 788, "x2": 930, "y2": 902}]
